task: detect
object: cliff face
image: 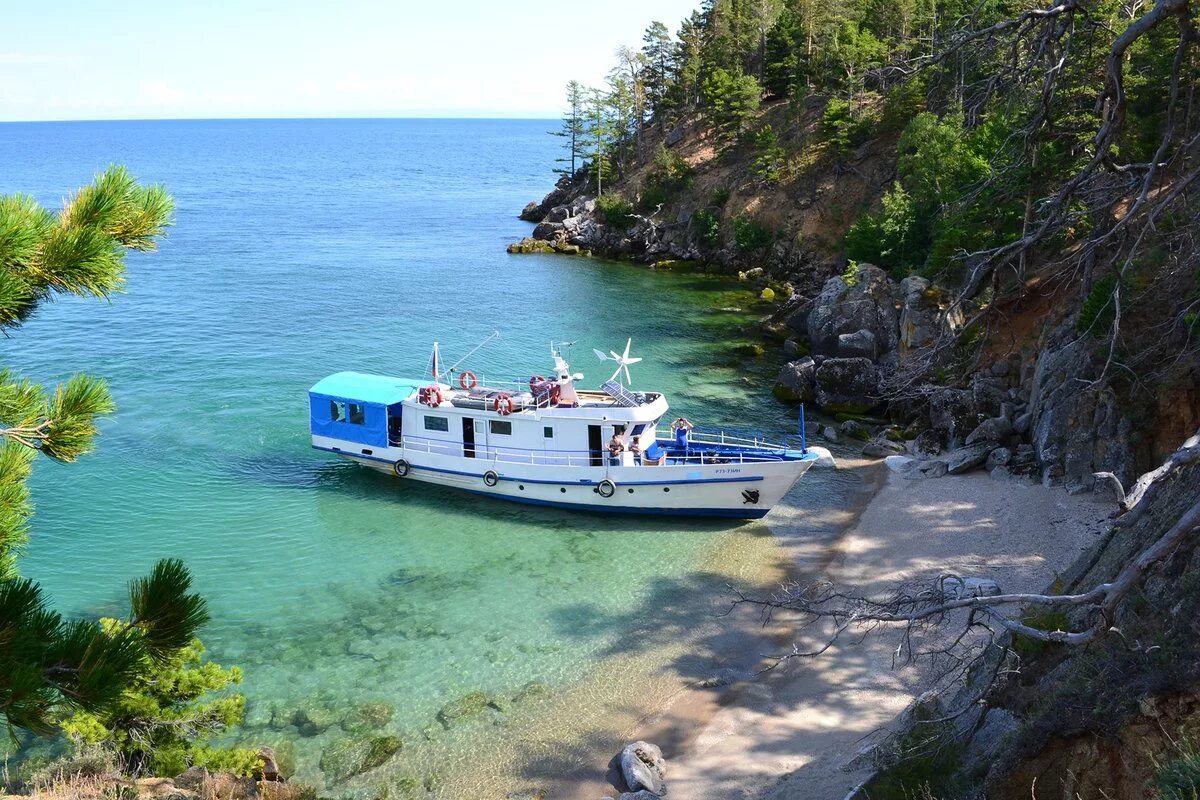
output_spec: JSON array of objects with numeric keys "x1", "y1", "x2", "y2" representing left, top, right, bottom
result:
[{"x1": 515, "y1": 96, "x2": 1200, "y2": 497}]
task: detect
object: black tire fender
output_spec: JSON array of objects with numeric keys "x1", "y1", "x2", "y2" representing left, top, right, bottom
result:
[
  {"x1": 597, "y1": 479, "x2": 616, "y2": 498},
  {"x1": 483, "y1": 470, "x2": 500, "y2": 487},
  {"x1": 393, "y1": 459, "x2": 410, "y2": 478}
]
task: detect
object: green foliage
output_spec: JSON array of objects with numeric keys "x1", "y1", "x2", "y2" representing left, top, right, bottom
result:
[
  {"x1": 553, "y1": 81, "x2": 587, "y2": 177},
  {"x1": 60, "y1": 627, "x2": 256, "y2": 777},
  {"x1": 596, "y1": 194, "x2": 635, "y2": 230},
  {"x1": 691, "y1": 208, "x2": 721, "y2": 247},
  {"x1": 751, "y1": 125, "x2": 786, "y2": 183},
  {"x1": 0, "y1": 166, "x2": 172, "y2": 327},
  {"x1": 820, "y1": 98, "x2": 874, "y2": 158},
  {"x1": 0, "y1": 559, "x2": 209, "y2": 735},
  {"x1": 867, "y1": 721, "x2": 964, "y2": 800},
  {"x1": 0, "y1": 169, "x2": 209, "y2": 762},
  {"x1": 845, "y1": 183, "x2": 920, "y2": 278},
  {"x1": 701, "y1": 67, "x2": 762, "y2": 144},
  {"x1": 1012, "y1": 610, "x2": 1071, "y2": 659},
  {"x1": 1077, "y1": 275, "x2": 1119, "y2": 335},
  {"x1": 0, "y1": 169, "x2": 172, "y2": 578},
  {"x1": 640, "y1": 145, "x2": 693, "y2": 211},
  {"x1": 733, "y1": 214, "x2": 773, "y2": 252},
  {"x1": 1157, "y1": 740, "x2": 1200, "y2": 800}
]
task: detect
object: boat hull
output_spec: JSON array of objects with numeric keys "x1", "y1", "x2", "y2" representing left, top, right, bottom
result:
[{"x1": 313, "y1": 436, "x2": 819, "y2": 519}]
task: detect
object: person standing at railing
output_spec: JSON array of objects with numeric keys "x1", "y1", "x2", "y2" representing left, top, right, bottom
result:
[
  {"x1": 608, "y1": 428, "x2": 626, "y2": 466},
  {"x1": 672, "y1": 417, "x2": 694, "y2": 452}
]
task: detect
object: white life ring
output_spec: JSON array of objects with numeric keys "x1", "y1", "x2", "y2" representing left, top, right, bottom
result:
[{"x1": 597, "y1": 479, "x2": 616, "y2": 498}]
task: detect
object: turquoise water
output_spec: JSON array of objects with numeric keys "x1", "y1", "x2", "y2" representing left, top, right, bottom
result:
[{"x1": 0, "y1": 120, "x2": 820, "y2": 794}]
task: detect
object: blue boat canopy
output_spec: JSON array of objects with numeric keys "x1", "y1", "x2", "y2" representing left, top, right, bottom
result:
[{"x1": 308, "y1": 372, "x2": 422, "y2": 405}]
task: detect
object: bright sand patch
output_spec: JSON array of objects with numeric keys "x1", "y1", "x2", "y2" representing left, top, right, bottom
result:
[{"x1": 633, "y1": 462, "x2": 1110, "y2": 799}]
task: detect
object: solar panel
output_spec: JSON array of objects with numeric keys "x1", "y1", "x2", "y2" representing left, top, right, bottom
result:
[{"x1": 600, "y1": 379, "x2": 640, "y2": 407}]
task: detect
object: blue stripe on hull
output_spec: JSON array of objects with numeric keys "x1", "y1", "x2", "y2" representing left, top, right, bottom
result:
[
  {"x1": 313, "y1": 445, "x2": 768, "y2": 486},
  {"x1": 456, "y1": 487, "x2": 771, "y2": 519}
]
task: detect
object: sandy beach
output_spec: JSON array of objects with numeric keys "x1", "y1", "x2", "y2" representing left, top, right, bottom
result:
[{"x1": 589, "y1": 457, "x2": 1113, "y2": 800}]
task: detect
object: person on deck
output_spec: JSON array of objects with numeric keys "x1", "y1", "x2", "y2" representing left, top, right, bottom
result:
[
  {"x1": 672, "y1": 417, "x2": 694, "y2": 451},
  {"x1": 608, "y1": 428, "x2": 626, "y2": 466}
]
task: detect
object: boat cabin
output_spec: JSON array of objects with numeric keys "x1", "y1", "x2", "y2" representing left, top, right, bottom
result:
[{"x1": 309, "y1": 372, "x2": 420, "y2": 450}]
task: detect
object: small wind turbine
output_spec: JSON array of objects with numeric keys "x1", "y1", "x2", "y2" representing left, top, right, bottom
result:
[{"x1": 593, "y1": 338, "x2": 643, "y2": 386}]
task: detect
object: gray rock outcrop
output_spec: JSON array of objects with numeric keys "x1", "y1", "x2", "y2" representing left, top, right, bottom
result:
[
  {"x1": 773, "y1": 357, "x2": 816, "y2": 403},
  {"x1": 814, "y1": 357, "x2": 881, "y2": 413},
  {"x1": 807, "y1": 264, "x2": 899, "y2": 359}
]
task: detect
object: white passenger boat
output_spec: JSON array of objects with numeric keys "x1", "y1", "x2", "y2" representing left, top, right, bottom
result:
[{"x1": 309, "y1": 341, "x2": 832, "y2": 519}]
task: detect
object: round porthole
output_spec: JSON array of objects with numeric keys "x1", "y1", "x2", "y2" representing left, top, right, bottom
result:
[
  {"x1": 663, "y1": 487, "x2": 670, "y2": 492},
  {"x1": 627, "y1": 488, "x2": 634, "y2": 494},
  {"x1": 518, "y1": 484, "x2": 525, "y2": 491},
  {"x1": 560, "y1": 488, "x2": 567, "y2": 493}
]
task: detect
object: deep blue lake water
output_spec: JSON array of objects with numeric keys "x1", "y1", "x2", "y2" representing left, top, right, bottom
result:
[{"x1": 0, "y1": 119, "x2": 829, "y2": 795}]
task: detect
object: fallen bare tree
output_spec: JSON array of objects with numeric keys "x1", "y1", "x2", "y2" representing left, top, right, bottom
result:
[
  {"x1": 877, "y1": 0, "x2": 1200, "y2": 399},
  {"x1": 736, "y1": 426, "x2": 1200, "y2": 685}
]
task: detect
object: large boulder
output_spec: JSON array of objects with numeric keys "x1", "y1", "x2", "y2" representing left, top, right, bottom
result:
[
  {"x1": 944, "y1": 442, "x2": 996, "y2": 474},
  {"x1": 814, "y1": 357, "x2": 881, "y2": 414},
  {"x1": 837, "y1": 329, "x2": 878, "y2": 359},
  {"x1": 773, "y1": 357, "x2": 816, "y2": 403},
  {"x1": 807, "y1": 263, "x2": 899, "y2": 359},
  {"x1": 618, "y1": 741, "x2": 666, "y2": 796},
  {"x1": 928, "y1": 387, "x2": 987, "y2": 448},
  {"x1": 532, "y1": 221, "x2": 564, "y2": 241},
  {"x1": 966, "y1": 416, "x2": 1013, "y2": 446},
  {"x1": 519, "y1": 201, "x2": 541, "y2": 221},
  {"x1": 545, "y1": 205, "x2": 571, "y2": 223}
]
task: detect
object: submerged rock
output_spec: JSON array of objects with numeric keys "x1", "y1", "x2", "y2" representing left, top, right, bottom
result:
[
  {"x1": 319, "y1": 735, "x2": 403, "y2": 783},
  {"x1": 437, "y1": 691, "x2": 490, "y2": 728},
  {"x1": 341, "y1": 700, "x2": 395, "y2": 733}
]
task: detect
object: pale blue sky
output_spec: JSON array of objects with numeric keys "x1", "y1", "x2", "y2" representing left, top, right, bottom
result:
[{"x1": 1, "y1": 0, "x2": 699, "y2": 121}]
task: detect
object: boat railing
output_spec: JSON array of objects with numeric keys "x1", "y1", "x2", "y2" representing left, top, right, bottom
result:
[
  {"x1": 684, "y1": 427, "x2": 799, "y2": 451},
  {"x1": 437, "y1": 370, "x2": 640, "y2": 410},
  {"x1": 399, "y1": 434, "x2": 797, "y2": 467}
]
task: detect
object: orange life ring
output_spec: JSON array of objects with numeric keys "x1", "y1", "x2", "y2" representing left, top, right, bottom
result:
[
  {"x1": 459, "y1": 371, "x2": 478, "y2": 390},
  {"x1": 419, "y1": 385, "x2": 443, "y2": 407},
  {"x1": 494, "y1": 393, "x2": 514, "y2": 416}
]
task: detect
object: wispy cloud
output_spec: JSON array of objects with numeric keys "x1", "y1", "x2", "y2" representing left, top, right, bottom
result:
[{"x1": 0, "y1": 53, "x2": 69, "y2": 66}]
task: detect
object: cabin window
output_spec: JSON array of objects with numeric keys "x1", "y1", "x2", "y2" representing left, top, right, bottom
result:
[
  {"x1": 543, "y1": 426, "x2": 554, "y2": 439},
  {"x1": 348, "y1": 403, "x2": 365, "y2": 425},
  {"x1": 423, "y1": 415, "x2": 449, "y2": 432},
  {"x1": 330, "y1": 400, "x2": 347, "y2": 423},
  {"x1": 489, "y1": 420, "x2": 512, "y2": 435}
]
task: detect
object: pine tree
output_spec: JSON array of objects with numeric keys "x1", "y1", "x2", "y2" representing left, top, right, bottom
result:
[
  {"x1": 0, "y1": 168, "x2": 209, "y2": 737},
  {"x1": 584, "y1": 87, "x2": 614, "y2": 194},
  {"x1": 641, "y1": 21, "x2": 676, "y2": 123},
  {"x1": 552, "y1": 81, "x2": 587, "y2": 177}
]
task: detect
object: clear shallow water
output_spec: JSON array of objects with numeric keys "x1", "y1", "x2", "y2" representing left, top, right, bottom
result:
[{"x1": 0, "y1": 119, "x2": 830, "y2": 794}]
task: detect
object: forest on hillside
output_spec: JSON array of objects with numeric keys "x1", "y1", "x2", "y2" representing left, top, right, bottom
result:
[{"x1": 553, "y1": 0, "x2": 1199, "y2": 389}]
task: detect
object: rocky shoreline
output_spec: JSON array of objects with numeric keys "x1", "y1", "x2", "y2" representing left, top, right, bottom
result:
[{"x1": 511, "y1": 187, "x2": 1160, "y2": 497}]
